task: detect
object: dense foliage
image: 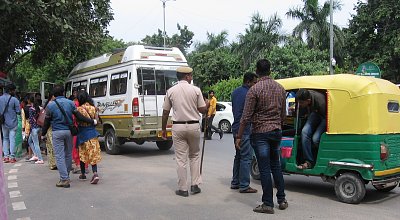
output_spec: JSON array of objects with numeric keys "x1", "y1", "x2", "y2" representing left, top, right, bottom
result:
[
  {"x1": 0, "y1": 0, "x2": 113, "y2": 73},
  {"x1": 346, "y1": 0, "x2": 400, "y2": 81}
]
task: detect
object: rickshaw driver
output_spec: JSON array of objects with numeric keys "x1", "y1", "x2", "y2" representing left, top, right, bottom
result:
[{"x1": 295, "y1": 89, "x2": 326, "y2": 169}]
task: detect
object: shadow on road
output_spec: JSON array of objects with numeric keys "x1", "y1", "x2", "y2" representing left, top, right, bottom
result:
[{"x1": 101, "y1": 142, "x2": 175, "y2": 158}]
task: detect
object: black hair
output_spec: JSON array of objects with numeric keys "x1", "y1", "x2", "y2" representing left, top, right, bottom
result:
[
  {"x1": 43, "y1": 92, "x2": 54, "y2": 109},
  {"x1": 176, "y1": 72, "x2": 189, "y2": 80},
  {"x1": 29, "y1": 95, "x2": 40, "y2": 117},
  {"x1": 77, "y1": 90, "x2": 94, "y2": 106},
  {"x1": 52, "y1": 85, "x2": 64, "y2": 97},
  {"x1": 5, "y1": 84, "x2": 16, "y2": 93},
  {"x1": 208, "y1": 90, "x2": 214, "y2": 94},
  {"x1": 295, "y1": 89, "x2": 311, "y2": 101},
  {"x1": 243, "y1": 72, "x2": 258, "y2": 84},
  {"x1": 256, "y1": 59, "x2": 271, "y2": 76},
  {"x1": 202, "y1": 92, "x2": 208, "y2": 99}
]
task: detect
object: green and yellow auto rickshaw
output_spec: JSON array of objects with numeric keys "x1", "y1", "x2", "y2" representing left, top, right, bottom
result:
[{"x1": 251, "y1": 74, "x2": 400, "y2": 204}]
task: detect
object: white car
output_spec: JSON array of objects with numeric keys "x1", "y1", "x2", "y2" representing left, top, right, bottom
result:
[
  {"x1": 213, "y1": 102, "x2": 234, "y2": 133},
  {"x1": 200, "y1": 101, "x2": 234, "y2": 133}
]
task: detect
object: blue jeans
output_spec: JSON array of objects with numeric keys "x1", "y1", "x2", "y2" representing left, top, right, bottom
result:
[
  {"x1": 301, "y1": 112, "x2": 326, "y2": 163},
  {"x1": 2, "y1": 125, "x2": 17, "y2": 159},
  {"x1": 52, "y1": 130, "x2": 73, "y2": 181},
  {"x1": 231, "y1": 135, "x2": 252, "y2": 190},
  {"x1": 28, "y1": 128, "x2": 43, "y2": 160},
  {"x1": 251, "y1": 130, "x2": 286, "y2": 207}
]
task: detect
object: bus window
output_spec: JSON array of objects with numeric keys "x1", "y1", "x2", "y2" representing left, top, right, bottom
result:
[
  {"x1": 72, "y1": 80, "x2": 88, "y2": 93},
  {"x1": 137, "y1": 68, "x2": 178, "y2": 95},
  {"x1": 110, "y1": 72, "x2": 128, "y2": 95},
  {"x1": 90, "y1": 76, "x2": 108, "y2": 97}
]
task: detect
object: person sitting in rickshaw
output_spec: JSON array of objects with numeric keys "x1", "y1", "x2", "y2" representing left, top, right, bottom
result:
[{"x1": 296, "y1": 89, "x2": 326, "y2": 169}]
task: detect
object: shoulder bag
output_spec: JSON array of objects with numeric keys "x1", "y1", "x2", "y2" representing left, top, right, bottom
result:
[
  {"x1": 36, "y1": 107, "x2": 46, "y2": 127},
  {"x1": 81, "y1": 105, "x2": 102, "y2": 125},
  {"x1": 0, "y1": 96, "x2": 12, "y2": 125},
  {"x1": 54, "y1": 100, "x2": 79, "y2": 136}
]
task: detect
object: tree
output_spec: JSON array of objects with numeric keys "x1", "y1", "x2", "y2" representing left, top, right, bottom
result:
[
  {"x1": 346, "y1": 0, "x2": 400, "y2": 81},
  {"x1": 0, "y1": 0, "x2": 113, "y2": 73},
  {"x1": 234, "y1": 13, "x2": 284, "y2": 70},
  {"x1": 194, "y1": 31, "x2": 230, "y2": 53},
  {"x1": 268, "y1": 37, "x2": 329, "y2": 78},
  {"x1": 188, "y1": 49, "x2": 241, "y2": 89},
  {"x1": 12, "y1": 37, "x2": 127, "y2": 91},
  {"x1": 141, "y1": 24, "x2": 194, "y2": 55},
  {"x1": 286, "y1": 0, "x2": 345, "y2": 64}
]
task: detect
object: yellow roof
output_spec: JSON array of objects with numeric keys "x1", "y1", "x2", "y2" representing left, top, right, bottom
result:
[{"x1": 277, "y1": 74, "x2": 400, "y2": 97}]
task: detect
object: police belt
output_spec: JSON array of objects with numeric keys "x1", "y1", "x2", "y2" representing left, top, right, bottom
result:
[{"x1": 172, "y1": 120, "x2": 199, "y2": 124}]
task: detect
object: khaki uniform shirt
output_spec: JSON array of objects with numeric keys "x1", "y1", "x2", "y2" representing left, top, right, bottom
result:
[{"x1": 163, "y1": 80, "x2": 206, "y2": 121}]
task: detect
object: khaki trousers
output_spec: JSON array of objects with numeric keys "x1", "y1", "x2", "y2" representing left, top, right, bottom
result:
[{"x1": 172, "y1": 123, "x2": 202, "y2": 191}]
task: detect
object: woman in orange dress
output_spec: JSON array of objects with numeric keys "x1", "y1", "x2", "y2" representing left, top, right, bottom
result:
[{"x1": 75, "y1": 90, "x2": 101, "y2": 184}]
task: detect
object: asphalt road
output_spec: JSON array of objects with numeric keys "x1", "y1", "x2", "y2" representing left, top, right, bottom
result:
[{"x1": 3, "y1": 133, "x2": 400, "y2": 220}]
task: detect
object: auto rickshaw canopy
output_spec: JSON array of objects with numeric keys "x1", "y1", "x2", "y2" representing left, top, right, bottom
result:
[{"x1": 277, "y1": 74, "x2": 400, "y2": 134}]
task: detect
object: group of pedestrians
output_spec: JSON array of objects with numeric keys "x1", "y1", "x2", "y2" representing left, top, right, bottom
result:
[
  {"x1": 162, "y1": 60, "x2": 289, "y2": 214},
  {"x1": 1, "y1": 83, "x2": 102, "y2": 188}
]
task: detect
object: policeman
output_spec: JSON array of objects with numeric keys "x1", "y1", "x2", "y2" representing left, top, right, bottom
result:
[{"x1": 162, "y1": 66, "x2": 208, "y2": 197}]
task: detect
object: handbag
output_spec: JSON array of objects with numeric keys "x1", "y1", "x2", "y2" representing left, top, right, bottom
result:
[
  {"x1": 0, "y1": 96, "x2": 12, "y2": 125},
  {"x1": 36, "y1": 108, "x2": 46, "y2": 127},
  {"x1": 54, "y1": 100, "x2": 79, "y2": 136}
]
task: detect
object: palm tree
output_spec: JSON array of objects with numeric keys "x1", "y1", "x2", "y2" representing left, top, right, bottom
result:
[
  {"x1": 234, "y1": 13, "x2": 284, "y2": 70},
  {"x1": 286, "y1": 0, "x2": 344, "y2": 55},
  {"x1": 194, "y1": 31, "x2": 229, "y2": 53}
]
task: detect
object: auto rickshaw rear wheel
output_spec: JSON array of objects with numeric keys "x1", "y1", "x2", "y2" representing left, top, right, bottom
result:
[
  {"x1": 250, "y1": 157, "x2": 260, "y2": 180},
  {"x1": 334, "y1": 173, "x2": 366, "y2": 204}
]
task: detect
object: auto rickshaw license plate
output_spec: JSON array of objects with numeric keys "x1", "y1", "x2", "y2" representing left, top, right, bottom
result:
[{"x1": 158, "y1": 131, "x2": 172, "y2": 137}]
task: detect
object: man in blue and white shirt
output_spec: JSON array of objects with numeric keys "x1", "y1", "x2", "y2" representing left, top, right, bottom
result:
[{"x1": 0, "y1": 84, "x2": 20, "y2": 163}]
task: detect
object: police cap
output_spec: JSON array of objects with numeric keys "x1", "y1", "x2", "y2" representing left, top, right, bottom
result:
[{"x1": 176, "y1": 66, "x2": 193, "y2": 74}]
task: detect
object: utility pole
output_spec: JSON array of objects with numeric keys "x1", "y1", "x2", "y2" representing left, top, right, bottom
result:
[
  {"x1": 329, "y1": 0, "x2": 334, "y2": 75},
  {"x1": 161, "y1": 0, "x2": 175, "y2": 48}
]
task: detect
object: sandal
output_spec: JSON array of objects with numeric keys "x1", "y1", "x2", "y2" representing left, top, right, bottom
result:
[{"x1": 297, "y1": 161, "x2": 312, "y2": 169}]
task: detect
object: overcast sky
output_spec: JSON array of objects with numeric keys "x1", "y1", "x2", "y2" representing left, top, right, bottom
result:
[{"x1": 108, "y1": 0, "x2": 360, "y2": 44}]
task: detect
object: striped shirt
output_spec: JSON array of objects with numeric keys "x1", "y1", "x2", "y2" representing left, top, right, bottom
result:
[{"x1": 240, "y1": 76, "x2": 286, "y2": 134}]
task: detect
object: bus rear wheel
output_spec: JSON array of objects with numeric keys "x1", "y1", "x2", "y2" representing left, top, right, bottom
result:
[
  {"x1": 156, "y1": 140, "x2": 173, "y2": 150},
  {"x1": 104, "y1": 128, "x2": 121, "y2": 155}
]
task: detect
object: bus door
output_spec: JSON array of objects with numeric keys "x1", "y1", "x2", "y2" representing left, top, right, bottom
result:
[
  {"x1": 40, "y1": 81, "x2": 56, "y2": 106},
  {"x1": 137, "y1": 67, "x2": 178, "y2": 125}
]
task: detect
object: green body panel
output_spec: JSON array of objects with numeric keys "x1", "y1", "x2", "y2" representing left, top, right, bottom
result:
[
  {"x1": 96, "y1": 116, "x2": 173, "y2": 141},
  {"x1": 284, "y1": 133, "x2": 400, "y2": 181}
]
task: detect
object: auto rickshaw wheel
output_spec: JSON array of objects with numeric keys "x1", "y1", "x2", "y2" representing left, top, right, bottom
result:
[
  {"x1": 334, "y1": 173, "x2": 366, "y2": 204},
  {"x1": 373, "y1": 184, "x2": 398, "y2": 192},
  {"x1": 250, "y1": 157, "x2": 260, "y2": 180}
]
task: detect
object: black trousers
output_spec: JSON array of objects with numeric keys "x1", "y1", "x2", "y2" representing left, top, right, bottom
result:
[{"x1": 206, "y1": 114, "x2": 220, "y2": 138}]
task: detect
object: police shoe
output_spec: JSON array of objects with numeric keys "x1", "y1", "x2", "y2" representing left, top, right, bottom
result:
[
  {"x1": 175, "y1": 190, "x2": 189, "y2": 197},
  {"x1": 191, "y1": 185, "x2": 201, "y2": 195}
]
